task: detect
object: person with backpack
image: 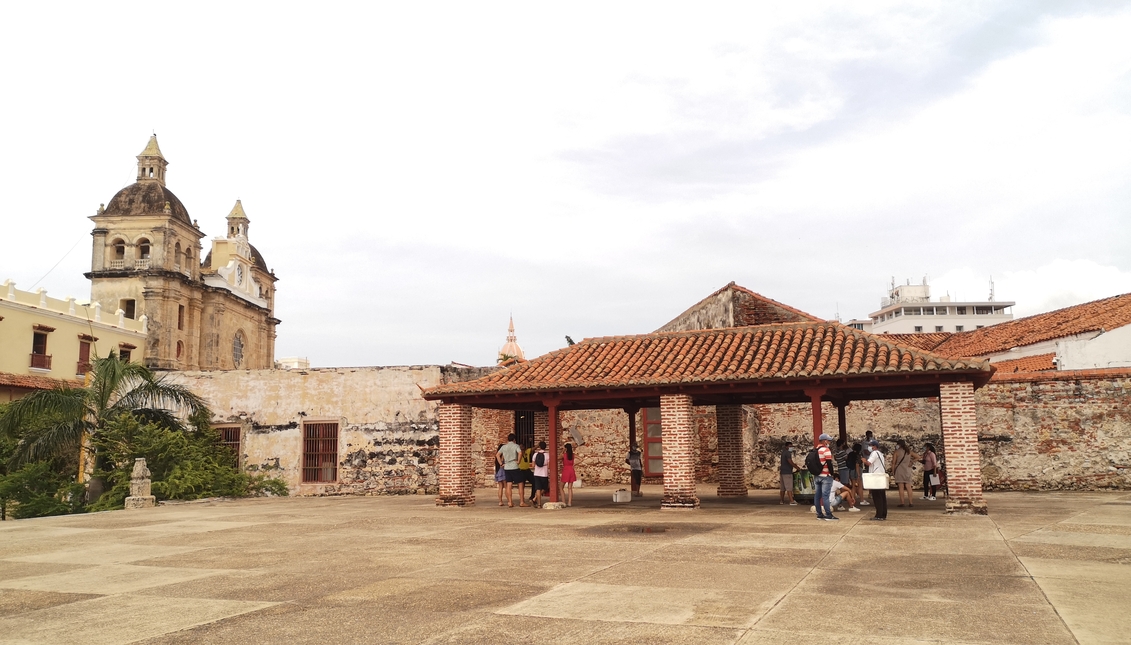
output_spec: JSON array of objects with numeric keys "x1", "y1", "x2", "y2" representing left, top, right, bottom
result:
[
  {"x1": 808, "y1": 433, "x2": 839, "y2": 521},
  {"x1": 531, "y1": 441, "x2": 550, "y2": 508}
]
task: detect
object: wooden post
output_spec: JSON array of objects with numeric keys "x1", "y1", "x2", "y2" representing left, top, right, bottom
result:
[
  {"x1": 805, "y1": 388, "x2": 826, "y2": 447},
  {"x1": 547, "y1": 400, "x2": 560, "y2": 503},
  {"x1": 625, "y1": 406, "x2": 639, "y2": 449},
  {"x1": 837, "y1": 402, "x2": 848, "y2": 444}
]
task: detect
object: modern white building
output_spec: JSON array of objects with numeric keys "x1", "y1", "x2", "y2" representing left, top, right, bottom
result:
[{"x1": 867, "y1": 280, "x2": 1014, "y2": 335}]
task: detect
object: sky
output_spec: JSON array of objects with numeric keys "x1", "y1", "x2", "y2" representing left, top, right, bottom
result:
[{"x1": 1, "y1": 1, "x2": 1129, "y2": 367}]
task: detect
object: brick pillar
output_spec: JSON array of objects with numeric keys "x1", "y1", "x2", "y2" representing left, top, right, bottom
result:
[
  {"x1": 534, "y1": 411, "x2": 549, "y2": 447},
  {"x1": 939, "y1": 381, "x2": 987, "y2": 515},
  {"x1": 660, "y1": 394, "x2": 699, "y2": 509},
  {"x1": 436, "y1": 403, "x2": 475, "y2": 507},
  {"x1": 716, "y1": 404, "x2": 747, "y2": 497}
]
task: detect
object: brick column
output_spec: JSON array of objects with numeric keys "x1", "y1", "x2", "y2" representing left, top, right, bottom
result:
[
  {"x1": 534, "y1": 411, "x2": 549, "y2": 446},
  {"x1": 436, "y1": 403, "x2": 475, "y2": 507},
  {"x1": 939, "y1": 381, "x2": 987, "y2": 515},
  {"x1": 715, "y1": 404, "x2": 747, "y2": 497},
  {"x1": 660, "y1": 394, "x2": 699, "y2": 509}
]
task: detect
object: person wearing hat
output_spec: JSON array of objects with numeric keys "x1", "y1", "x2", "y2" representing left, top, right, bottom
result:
[
  {"x1": 866, "y1": 440, "x2": 888, "y2": 520},
  {"x1": 814, "y1": 433, "x2": 839, "y2": 521}
]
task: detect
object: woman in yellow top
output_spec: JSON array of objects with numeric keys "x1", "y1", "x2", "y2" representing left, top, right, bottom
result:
[{"x1": 517, "y1": 446, "x2": 534, "y2": 507}]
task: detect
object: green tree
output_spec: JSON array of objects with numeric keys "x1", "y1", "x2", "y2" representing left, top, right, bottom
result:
[{"x1": 0, "y1": 353, "x2": 209, "y2": 490}]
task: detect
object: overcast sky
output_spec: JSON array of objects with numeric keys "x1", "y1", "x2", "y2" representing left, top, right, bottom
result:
[{"x1": 2, "y1": 2, "x2": 1129, "y2": 367}]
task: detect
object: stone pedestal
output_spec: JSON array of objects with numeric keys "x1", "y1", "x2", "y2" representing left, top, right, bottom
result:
[{"x1": 124, "y1": 457, "x2": 156, "y2": 509}]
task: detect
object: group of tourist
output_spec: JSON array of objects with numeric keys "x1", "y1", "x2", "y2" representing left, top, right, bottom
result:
[
  {"x1": 494, "y1": 434, "x2": 578, "y2": 508},
  {"x1": 779, "y1": 432, "x2": 941, "y2": 522}
]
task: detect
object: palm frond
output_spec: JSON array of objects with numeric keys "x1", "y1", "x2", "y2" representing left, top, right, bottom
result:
[
  {"x1": 10, "y1": 416, "x2": 89, "y2": 465},
  {"x1": 0, "y1": 388, "x2": 90, "y2": 439}
]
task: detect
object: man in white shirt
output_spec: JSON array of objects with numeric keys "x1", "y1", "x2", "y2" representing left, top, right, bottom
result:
[
  {"x1": 866, "y1": 440, "x2": 888, "y2": 521},
  {"x1": 829, "y1": 478, "x2": 860, "y2": 512}
]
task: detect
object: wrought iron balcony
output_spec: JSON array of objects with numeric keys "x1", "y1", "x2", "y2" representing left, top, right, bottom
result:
[{"x1": 30, "y1": 354, "x2": 52, "y2": 370}]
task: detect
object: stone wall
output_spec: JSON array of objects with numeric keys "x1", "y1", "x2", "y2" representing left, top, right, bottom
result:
[{"x1": 165, "y1": 365, "x2": 493, "y2": 496}]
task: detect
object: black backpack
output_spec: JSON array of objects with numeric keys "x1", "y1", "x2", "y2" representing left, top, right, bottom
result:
[
  {"x1": 534, "y1": 451, "x2": 546, "y2": 468},
  {"x1": 804, "y1": 448, "x2": 824, "y2": 476}
]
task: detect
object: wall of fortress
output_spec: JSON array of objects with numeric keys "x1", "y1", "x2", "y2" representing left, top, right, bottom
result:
[{"x1": 169, "y1": 367, "x2": 1130, "y2": 497}]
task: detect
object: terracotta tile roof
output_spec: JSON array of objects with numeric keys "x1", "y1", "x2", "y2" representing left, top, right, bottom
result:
[
  {"x1": 932, "y1": 292, "x2": 1131, "y2": 358},
  {"x1": 881, "y1": 332, "x2": 952, "y2": 351},
  {"x1": 990, "y1": 353, "x2": 1056, "y2": 374},
  {"x1": 425, "y1": 322, "x2": 990, "y2": 398},
  {"x1": 0, "y1": 371, "x2": 81, "y2": 391}
]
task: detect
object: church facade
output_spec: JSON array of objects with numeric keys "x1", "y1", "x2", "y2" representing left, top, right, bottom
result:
[{"x1": 85, "y1": 136, "x2": 279, "y2": 371}]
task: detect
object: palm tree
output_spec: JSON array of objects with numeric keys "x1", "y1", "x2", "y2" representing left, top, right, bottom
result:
[{"x1": 0, "y1": 353, "x2": 209, "y2": 480}]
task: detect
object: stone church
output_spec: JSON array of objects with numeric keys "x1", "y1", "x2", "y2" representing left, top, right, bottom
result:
[{"x1": 86, "y1": 136, "x2": 278, "y2": 370}]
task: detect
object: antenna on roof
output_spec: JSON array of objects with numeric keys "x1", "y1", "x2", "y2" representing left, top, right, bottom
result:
[
  {"x1": 834, "y1": 302, "x2": 841, "y2": 323},
  {"x1": 989, "y1": 276, "x2": 995, "y2": 302}
]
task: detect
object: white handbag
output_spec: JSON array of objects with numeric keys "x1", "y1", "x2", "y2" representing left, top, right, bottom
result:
[
  {"x1": 862, "y1": 472, "x2": 889, "y2": 490},
  {"x1": 929, "y1": 474, "x2": 941, "y2": 486}
]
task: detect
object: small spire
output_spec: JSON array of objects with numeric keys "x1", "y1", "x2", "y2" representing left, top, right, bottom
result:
[
  {"x1": 226, "y1": 199, "x2": 250, "y2": 238},
  {"x1": 138, "y1": 135, "x2": 164, "y2": 159}
]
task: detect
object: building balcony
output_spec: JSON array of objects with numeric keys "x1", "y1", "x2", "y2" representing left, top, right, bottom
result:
[
  {"x1": 30, "y1": 354, "x2": 52, "y2": 370},
  {"x1": 77, "y1": 360, "x2": 92, "y2": 376},
  {"x1": 135, "y1": 259, "x2": 150, "y2": 270}
]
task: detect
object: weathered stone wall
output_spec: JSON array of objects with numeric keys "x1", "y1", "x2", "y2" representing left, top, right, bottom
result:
[
  {"x1": 165, "y1": 365, "x2": 493, "y2": 496},
  {"x1": 977, "y1": 371, "x2": 1131, "y2": 490}
]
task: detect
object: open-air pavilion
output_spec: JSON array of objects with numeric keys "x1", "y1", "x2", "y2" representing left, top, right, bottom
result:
[{"x1": 423, "y1": 321, "x2": 995, "y2": 514}]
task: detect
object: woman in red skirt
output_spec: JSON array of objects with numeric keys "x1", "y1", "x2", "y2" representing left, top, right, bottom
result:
[{"x1": 560, "y1": 443, "x2": 577, "y2": 507}]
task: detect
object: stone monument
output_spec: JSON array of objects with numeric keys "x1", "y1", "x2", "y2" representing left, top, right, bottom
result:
[{"x1": 124, "y1": 457, "x2": 156, "y2": 509}]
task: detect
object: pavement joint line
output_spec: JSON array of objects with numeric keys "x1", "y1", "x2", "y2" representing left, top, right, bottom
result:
[
  {"x1": 738, "y1": 512, "x2": 865, "y2": 638},
  {"x1": 994, "y1": 513, "x2": 1082, "y2": 645}
]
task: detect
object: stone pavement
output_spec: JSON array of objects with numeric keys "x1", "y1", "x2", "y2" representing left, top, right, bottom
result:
[{"x1": 0, "y1": 486, "x2": 1128, "y2": 645}]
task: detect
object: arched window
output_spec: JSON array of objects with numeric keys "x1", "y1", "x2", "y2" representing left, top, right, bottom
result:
[
  {"x1": 174, "y1": 242, "x2": 181, "y2": 269},
  {"x1": 138, "y1": 239, "x2": 151, "y2": 259},
  {"x1": 232, "y1": 331, "x2": 246, "y2": 368},
  {"x1": 112, "y1": 239, "x2": 125, "y2": 260},
  {"x1": 176, "y1": 340, "x2": 184, "y2": 360}
]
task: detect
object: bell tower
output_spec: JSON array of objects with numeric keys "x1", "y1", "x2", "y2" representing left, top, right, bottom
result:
[
  {"x1": 226, "y1": 199, "x2": 250, "y2": 238},
  {"x1": 136, "y1": 135, "x2": 168, "y2": 185}
]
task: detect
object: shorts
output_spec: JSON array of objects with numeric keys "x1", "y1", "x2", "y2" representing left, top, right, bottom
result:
[
  {"x1": 780, "y1": 474, "x2": 792, "y2": 491},
  {"x1": 533, "y1": 476, "x2": 550, "y2": 493},
  {"x1": 521, "y1": 469, "x2": 534, "y2": 484},
  {"x1": 849, "y1": 470, "x2": 860, "y2": 481},
  {"x1": 494, "y1": 468, "x2": 506, "y2": 483},
  {"x1": 504, "y1": 468, "x2": 523, "y2": 483},
  {"x1": 838, "y1": 469, "x2": 852, "y2": 486},
  {"x1": 831, "y1": 495, "x2": 846, "y2": 507}
]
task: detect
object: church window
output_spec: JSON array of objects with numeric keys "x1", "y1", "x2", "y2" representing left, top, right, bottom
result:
[
  {"x1": 138, "y1": 239, "x2": 151, "y2": 259},
  {"x1": 178, "y1": 305, "x2": 185, "y2": 330},
  {"x1": 174, "y1": 243, "x2": 181, "y2": 269},
  {"x1": 302, "y1": 422, "x2": 339, "y2": 483},
  {"x1": 112, "y1": 240, "x2": 125, "y2": 260},
  {"x1": 120, "y1": 299, "x2": 135, "y2": 320},
  {"x1": 232, "y1": 331, "x2": 245, "y2": 368},
  {"x1": 176, "y1": 340, "x2": 184, "y2": 360}
]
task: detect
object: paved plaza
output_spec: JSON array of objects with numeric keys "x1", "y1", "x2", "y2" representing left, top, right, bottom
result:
[{"x1": 1, "y1": 486, "x2": 1129, "y2": 645}]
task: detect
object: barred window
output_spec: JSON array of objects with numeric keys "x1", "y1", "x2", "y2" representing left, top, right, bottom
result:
[
  {"x1": 302, "y1": 422, "x2": 339, "y2": 483},
  {"x1": 215, "y1": 425, "x2": 241, "y2": 468}
]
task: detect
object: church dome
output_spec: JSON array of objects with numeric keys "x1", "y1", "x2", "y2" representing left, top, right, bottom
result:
[
  {"x1": 103, "y1": 182, "x2": 192, "y2": 225},
  {"x1": 498, "y1": 317, "x2": 525, "y2": 363}
]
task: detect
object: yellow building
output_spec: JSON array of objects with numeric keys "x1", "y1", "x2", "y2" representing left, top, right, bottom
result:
[
  {"x1": 0, "y1": 279, "x2": 147, "y2": 401},
  {"x1": 86, "y1": 136, "x2": 279, "y2": 371}
]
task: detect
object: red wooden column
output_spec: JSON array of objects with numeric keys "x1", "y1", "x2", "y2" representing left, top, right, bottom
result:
[
  {"x1": 939, "y1": 381, "x2": 987, "y2": 514},
  {"x1": 715, "y1": 404, "x2": 747, "y2": 497},
  {"x1": 436, "y1": 403, "x2": 475, "y2": 507},
  {"x1": 625, "y1": 407, "x2": 639, "y2": 449},
  {"x1": 805, "y1": 388, "x2": 826, "y2": 447},
  {"x1": 837, "y1": 402, "x2": 848, "y2": 444},
  {"x1": 546, "y1": 400, "x2": 560, "y2": 503},
  {"x1": 660, "y1": 393, "x2": 699, "y2": 509}
]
